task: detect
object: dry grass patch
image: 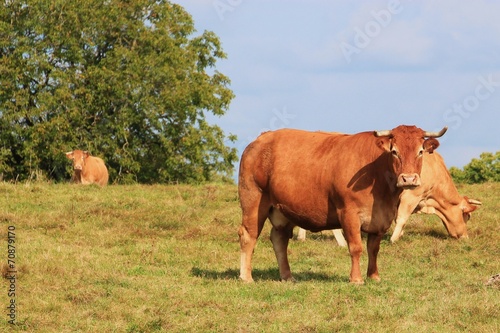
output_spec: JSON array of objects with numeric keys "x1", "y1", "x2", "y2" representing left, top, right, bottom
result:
[{"x1": 0, "y1": 182, "x2": 498, "y2": 332}]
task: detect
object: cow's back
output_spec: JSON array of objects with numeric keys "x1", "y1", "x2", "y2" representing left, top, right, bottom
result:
[
  {"x1": 242, "y1": 129, "x2": 370, "y2": 191},
  {"x1": 240, "y1": 130, "x2": 347, "y2": 204},
  {"x1": 422, "y1": 152, "x2": 457, "y2": 198},
  {"x1": 83, "y1": 156, "x2": 109, "y2": 186}
]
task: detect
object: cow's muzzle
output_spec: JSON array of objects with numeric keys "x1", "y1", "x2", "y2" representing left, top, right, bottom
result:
[
  {"x1": 397, "y1": 173, "x2": 421, "y2": 188},
  {"x1": 74, "y1": 165, "x2": 83, "y2": 171}
]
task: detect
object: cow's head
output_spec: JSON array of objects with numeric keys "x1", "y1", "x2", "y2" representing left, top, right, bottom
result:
[
  {"x1": 65, "y1": 150, "x2": 90, "y2": 171},
  {"x1": 374, "y1": 125, "x2": 447, "y2": 188},
  {"x1": 428, "y1": 196, "x2": 481, "y2": 239},
  {"x1": 457, "y1": 197, "x2": 482, "y2": 235},
  {"x1": 461, "y1": 197, "x2": 482, "y2": 222}
]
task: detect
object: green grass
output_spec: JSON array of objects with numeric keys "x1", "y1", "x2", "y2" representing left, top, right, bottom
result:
[{"x1": 0, "y1": 182, "x2": 498, "y2": 332}]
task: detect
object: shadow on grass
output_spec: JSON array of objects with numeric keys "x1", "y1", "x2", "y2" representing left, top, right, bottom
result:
[
  {"x1": 190, "y1": 267, "x2": 348, "y2": 283},
  {"x1": 419, "y1": 230, "x2": 448, "y2": 240},
  {"x1": 403, "y1": 229, "x2": 448, "y2": 241}
]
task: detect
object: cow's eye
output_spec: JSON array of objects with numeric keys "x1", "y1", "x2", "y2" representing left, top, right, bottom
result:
[
  {"x1": 418, "y1": 149, "x2": 424, "y2": 156},
  {"x1": 391, "y1": 149, "x2": 398, "y2": 156}
]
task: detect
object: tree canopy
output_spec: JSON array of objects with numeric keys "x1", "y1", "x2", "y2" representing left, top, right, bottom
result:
[
  {"x1": 450, "y1": 151, "x2": 500, "y2": 184},
  {"x1": 0, "y1": 0, "x2": 237, "y2": 183}
]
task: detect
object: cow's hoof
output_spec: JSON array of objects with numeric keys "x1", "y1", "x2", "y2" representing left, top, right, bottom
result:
[
  {"x1": 239, "y1": 276, "x2": 254, "y2": 283},
  {"x1": 281, "y1": 276, "x2": 296, "y2": 283},
  {"x1": 349, "y1": 278, "x2": 365, "y2": 285}
]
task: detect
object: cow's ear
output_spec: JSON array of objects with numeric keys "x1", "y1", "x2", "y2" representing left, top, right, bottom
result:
[
  {"x1": 376, "y1": 137, "x2": 392, "y2": 152},
  {"x1": 423, "y1": 138, "x2": 440, "y2": 153},
  {"x1": 65, "y1": 152, "x2": 74, "y2": 159},
  {"x1": 461, "y1": 198, "x2": 478, "y2": 214},
  {"x1": 462, "y1": 196, "x2": 482, "y2": 213}
]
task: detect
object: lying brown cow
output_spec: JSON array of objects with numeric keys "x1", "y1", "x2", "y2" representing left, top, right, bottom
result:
[
  {"x1": 297, "y1": 151, "x2": 482, "y2": 244},
  {"x1": 238, "y1": 125, "x2": 453, "y2": 284},
  {"x1": 65, "y1": 150, "x2": 109, "y2": 186}
]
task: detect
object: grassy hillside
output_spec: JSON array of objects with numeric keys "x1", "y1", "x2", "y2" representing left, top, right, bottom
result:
[{"x1": 0, "y1": 182, "x2": 498, "y2": 332}]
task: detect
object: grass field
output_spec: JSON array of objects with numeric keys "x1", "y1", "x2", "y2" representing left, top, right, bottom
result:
[{"x1": 0, "y1": 182, "x2": 499, "y2": 332}]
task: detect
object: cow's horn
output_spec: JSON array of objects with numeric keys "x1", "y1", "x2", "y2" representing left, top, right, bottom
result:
[
  {"x1": 467, "y1": 198, "x2": 482, "y2": 206},
  {"x1": 423, "y1": 126, "x2": 448, "y2": 138},
  {"x1": 374, "y1": 130, "x2": 392, "y2": 137}
]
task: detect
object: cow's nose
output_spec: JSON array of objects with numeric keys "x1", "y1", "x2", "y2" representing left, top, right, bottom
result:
[
  {"x1": 74, "y1": 165, "x2": 83, "y2": 170},
  {"x1": 397, "y1": 173, "x2": 421, "y2": 188}
]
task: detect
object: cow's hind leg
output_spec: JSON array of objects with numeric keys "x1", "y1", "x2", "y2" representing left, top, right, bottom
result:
[
  {"x1": 238, "y1": 196, "x2": 269, "y2": 282},
  {"x1": 269, "y1": 209, "x2": 295, "y2": 281}
]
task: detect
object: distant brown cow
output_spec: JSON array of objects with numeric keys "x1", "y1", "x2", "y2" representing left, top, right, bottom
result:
[
  {"x1": 238, "y1": 125, "x2": 451, "y2": 284},
  {"x1": 65, "y1": 150, "x2": 109, "y2": 186}
]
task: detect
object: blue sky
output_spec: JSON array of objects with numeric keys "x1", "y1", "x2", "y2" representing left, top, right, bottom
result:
[{"x1": 173, "y1": 0, "x2": 500, "y2": 171}]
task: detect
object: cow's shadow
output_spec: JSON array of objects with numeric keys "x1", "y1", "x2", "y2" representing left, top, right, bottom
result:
[
  {"x1": 190, "y1": 267, "x2": 347, "y2": 282},
  {"x1": 410, "y1": 229, "x2": 448, "y2": 240}
]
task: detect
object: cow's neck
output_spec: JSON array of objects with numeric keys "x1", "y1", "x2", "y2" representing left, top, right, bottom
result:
[
  {"x1": 430, "y1": 163, "x2": 462, "y2": 211},
  {"x1": 429, "y1": 187, "x2": 463, "y2": 222},
  {"x1": 74, "y1": 170, "x2": 83, "y2": 182},
  {"x1": 375, "y1": 151, "x2": 401, "y2": 195}
]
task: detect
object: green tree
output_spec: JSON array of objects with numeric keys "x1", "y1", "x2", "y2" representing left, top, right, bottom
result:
[
  {"x1": 0, "y1": 0, "x2": 237, "y2": 183},
  {"x1": 449, "y1": 166, "x2": 466, "y2": 183},
  {"x1": 450, "y1": 151, "x2": 500, "y2": 184}
]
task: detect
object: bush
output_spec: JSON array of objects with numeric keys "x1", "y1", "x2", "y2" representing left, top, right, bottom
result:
[{"x1": 450, "y1": 151, "x2": 500, "y2": 184}]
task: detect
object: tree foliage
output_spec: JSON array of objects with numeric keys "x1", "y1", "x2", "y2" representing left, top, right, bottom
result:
[
  {"x1": 0, "y1": 0, "x2": 237, "y2": 183},
  {"x1": 449, "y1": 151, "x2": 500, "y2": 184}
]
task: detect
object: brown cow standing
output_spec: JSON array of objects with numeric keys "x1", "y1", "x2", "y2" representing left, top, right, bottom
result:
[
  {"x1": 238, "y1": 125, "x2": 453, "y2": 284},
  {"x1": 65, "y1": 150, "x2": 109, "y2": 186}
]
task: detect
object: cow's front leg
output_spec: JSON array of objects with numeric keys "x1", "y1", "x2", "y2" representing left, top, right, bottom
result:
[
  {"x1": 342, "y1": 213, "x2": 364, "y2": 284},
  {"x1": 391, "y1": 196, "x2": 420, "y2": 243},
  {"x1": 346, "y1": 237, "x2": 364, "y2": 284},
  {"x1": 296, "y1": 227, "x2": 307, "y2": 241},
  {"x1": 367, "y1": 233, "x2": 384, "y2": 281}
]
